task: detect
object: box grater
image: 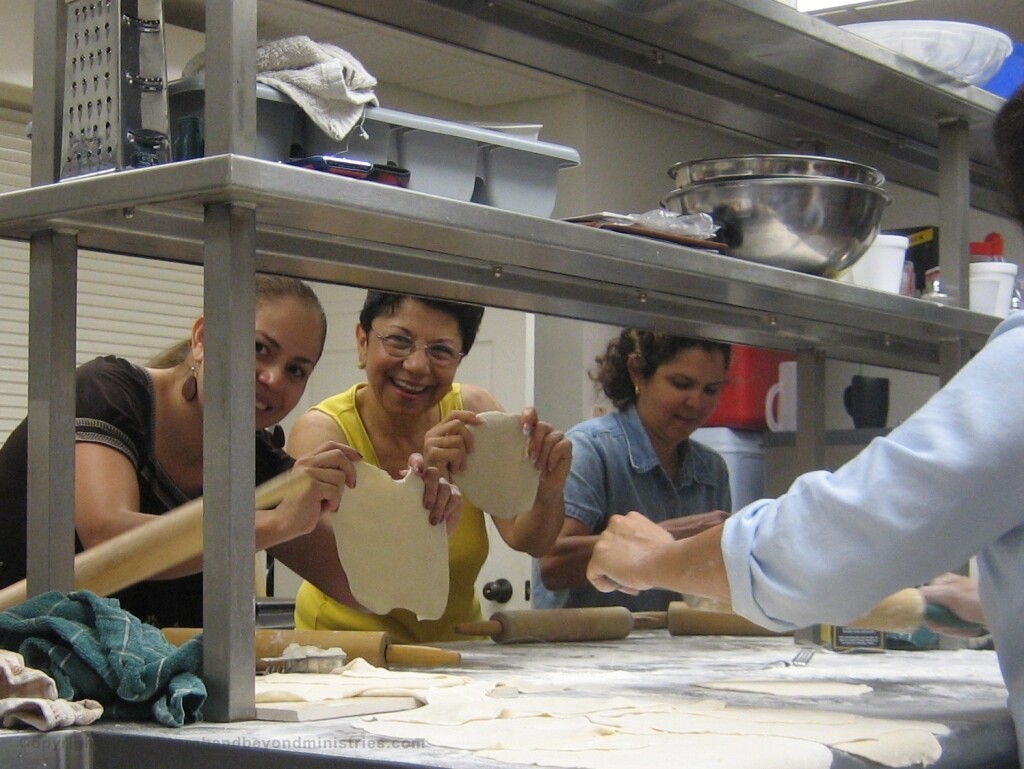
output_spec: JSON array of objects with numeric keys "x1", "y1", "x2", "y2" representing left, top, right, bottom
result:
[{"x1": 60, "y1": 0, "x2": 170, "y2": 179}]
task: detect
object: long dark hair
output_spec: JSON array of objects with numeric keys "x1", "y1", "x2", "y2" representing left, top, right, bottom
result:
[{"x1": 593, "y1": 329, "x2": 731, "y2": 410}]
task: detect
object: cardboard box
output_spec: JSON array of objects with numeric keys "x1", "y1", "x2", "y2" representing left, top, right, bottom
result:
[{"x1": 795, "y1": 623, "x2": 939, "y2": 652}]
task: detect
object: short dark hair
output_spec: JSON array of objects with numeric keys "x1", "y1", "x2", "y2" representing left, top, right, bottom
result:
[
  {"x1": 358, "y1": 291, "x2": 486, "y2": 355},
  {"x1": 592, "y1": 328, "x2": 732, "y2": 410}
]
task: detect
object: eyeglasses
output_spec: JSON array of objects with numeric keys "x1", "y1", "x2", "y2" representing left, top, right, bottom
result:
[{"x1": 372, "y1": 331, "x2": 465, "y2": 367}]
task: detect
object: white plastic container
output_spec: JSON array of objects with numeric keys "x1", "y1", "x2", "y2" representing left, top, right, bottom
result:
[
  {"x1": 302, "y1": 106, "x2": 580, "y2": 216},
  {"x1": 841, "y1": 234, "x2": 909, "y2": 293},
  {"x1": 969, "y1": 261, "x2": 1019, "y2": 318},
  {"x1": 690, "y1": 427, "x2": 764, "y2": 512}
]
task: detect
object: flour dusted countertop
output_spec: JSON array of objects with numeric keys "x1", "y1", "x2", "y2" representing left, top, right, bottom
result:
[{"x1": 0, "y1": 633, "x2": 1015, "y2": 768}]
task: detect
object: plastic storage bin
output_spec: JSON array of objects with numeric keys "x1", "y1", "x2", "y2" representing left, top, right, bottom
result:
[
  {"x1": 168, "y1": 76, "x2": 302, "y2": 161},
  {"x1": 704, "y1": 346, "x2": 796, "y2": 430},
  {"x1": 302, "y1": 106, "x2": 580, "y2": 216},
  {"x1": 691, "y1": 427, "x2": 764, "y2": 512}
]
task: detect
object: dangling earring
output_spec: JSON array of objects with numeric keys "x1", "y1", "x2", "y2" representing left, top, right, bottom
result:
[
  {"x1": 181, "y1": 365, "x2": 198, "y2": 402},
  {"x1": 356, "y1": 359, "x2": 366, "y2": 370}
]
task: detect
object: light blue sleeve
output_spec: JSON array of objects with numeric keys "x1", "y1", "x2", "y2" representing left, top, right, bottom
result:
[{"x1": 722, "y1": 313, "x2": 1024, "y2": 630}]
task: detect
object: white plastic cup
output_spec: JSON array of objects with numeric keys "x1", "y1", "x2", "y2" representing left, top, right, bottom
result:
[
  {"x1": 969, "y1": 261, "x2": 1019, "y2": 318},
  {"x1": 764, "y1": 361, "x2": 797, "y2": 432},
  {"x1": 844, "y1": 234, "x2": 910, "y2": 293}
]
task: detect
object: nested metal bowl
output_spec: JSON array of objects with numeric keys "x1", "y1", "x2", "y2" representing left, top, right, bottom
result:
[
  {"x1": 668, "y1": 154, "x2": 885, "y2": 188},
  {"x1": 663, "y1": 176, "x2": 892, "y2": 275}
]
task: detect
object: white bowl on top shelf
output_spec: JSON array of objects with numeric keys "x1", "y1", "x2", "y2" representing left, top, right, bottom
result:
[{"x1": 842, "y1": 20, "x2": 1013, "y2": 86}]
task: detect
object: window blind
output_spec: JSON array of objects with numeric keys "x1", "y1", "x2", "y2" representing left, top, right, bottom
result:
[{"x1": 0, "y1": 107, "x2": 203, "y2": 443}]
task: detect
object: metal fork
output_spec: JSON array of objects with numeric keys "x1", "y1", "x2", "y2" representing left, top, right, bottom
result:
[
  {"x1": 765, "y1": 647, "x2": 816, "y2": 668},
  {"x1": 790, "y1": 647, "x2": 815, "y2": 666}
]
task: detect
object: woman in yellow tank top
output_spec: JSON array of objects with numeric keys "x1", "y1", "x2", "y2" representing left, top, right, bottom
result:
[{"x1": 287, "y1": 291, "x2": 572, "y2": 643}]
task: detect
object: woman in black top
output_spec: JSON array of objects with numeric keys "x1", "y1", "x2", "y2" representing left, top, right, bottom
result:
[{"x1": 0, "y1": 276, "x2": 460, "y2": 627}]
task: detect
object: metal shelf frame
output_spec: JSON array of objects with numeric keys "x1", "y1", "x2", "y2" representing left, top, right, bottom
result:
[{"x1": 13, "y1": 0, "x2": 1006, "y2": 721}]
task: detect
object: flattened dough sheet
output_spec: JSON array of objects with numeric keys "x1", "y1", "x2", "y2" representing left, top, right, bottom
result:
[
  {"x1": 453, "y1": 411, "x2": 540, "y2": 519},
  {"x1": 356, "y1": 687, "x2": 948, "y2": 768},
  {"x1": 332, "y1": 462, "x2": 448, "y2": 619}
]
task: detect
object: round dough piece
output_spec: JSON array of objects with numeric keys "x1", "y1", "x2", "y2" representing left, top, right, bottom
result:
[
  {"x1": 333, "y1": 462, "x2": 449, "y2": 620},
  {"x1": 695, "y1": 679, "x2": 872, "y2": 697},
  {"x1": 453, "y1": 411, "x2": 541, "y2": 519}
]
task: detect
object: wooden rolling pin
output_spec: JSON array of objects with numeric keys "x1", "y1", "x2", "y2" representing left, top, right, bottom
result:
[
  {"x1": 665, "y1": 603, "x2": 789, "y2": 636},
  {"x1": 667, "y1": 588, "x2": 984, "y2": 636},
  {"x1": 0, "y1": 471, "x2": 305, "y2": 612},
  {"x1": 846, "y1": 587, "x2": 986, "y2": 634},
  {"x1": 455, "y1": 607, "x2": 639, "y2": 643},
  {"x1": 161, "y1": 628, "x2": 461, "y2": 669}
]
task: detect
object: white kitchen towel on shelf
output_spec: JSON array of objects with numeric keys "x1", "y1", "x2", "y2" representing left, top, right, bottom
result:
[{"x1": 182, "y1": 36, "x2": 379, "y2": 141}]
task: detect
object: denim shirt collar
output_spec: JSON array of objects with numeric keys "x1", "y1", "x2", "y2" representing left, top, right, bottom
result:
[
  {"x1": 617, "y1": 405, "x2": 702, "y2": 487},
  {"x1": 614, "y1": 405, "x2": 696, "y2": 483}
]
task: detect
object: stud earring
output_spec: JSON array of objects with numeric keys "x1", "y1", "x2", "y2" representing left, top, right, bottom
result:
[{"x1": 181, "y1": 365, "x2": 198, "y2": 402}]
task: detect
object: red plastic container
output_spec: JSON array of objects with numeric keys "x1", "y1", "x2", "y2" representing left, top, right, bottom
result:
[{"x1": 705, "y1": 345, "x2": 796, "y2": 430}]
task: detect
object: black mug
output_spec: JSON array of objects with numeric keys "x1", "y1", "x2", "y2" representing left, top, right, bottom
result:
[{"x1": 843, "y1": 375, "x2": 889, "y2": 429}]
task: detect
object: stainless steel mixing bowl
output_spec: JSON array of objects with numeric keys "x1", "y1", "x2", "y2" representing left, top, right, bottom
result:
[
  {"x1": 668, "y1": 154, "x2": 885, "y2": 188},
  {"x1": 663, "y1": 176, "x2": 892, "y2": 275}
]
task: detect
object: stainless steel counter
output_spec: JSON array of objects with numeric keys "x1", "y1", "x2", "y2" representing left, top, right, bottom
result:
[{"x1": 0, "y1": 633, "x2": 1016, "y2": 768}]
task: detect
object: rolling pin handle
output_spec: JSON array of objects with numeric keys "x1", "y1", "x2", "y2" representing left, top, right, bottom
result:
[
  {"x1": 630, "y1": 611, "x2": 668, "y2": 630},
  {"x1": 454, "y1": 619, "x2": 503, "y2": 637},
  {"x1": 386, "y1": 644, "x2": 462, "y2": 667}
]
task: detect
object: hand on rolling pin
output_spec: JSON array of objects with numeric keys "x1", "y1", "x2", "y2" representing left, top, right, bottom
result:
[
  {"x1": 659, "y1": 509, "x2": 730, "y2": 540},
  {"x1": 920, "y1": 573, "x2": 989, "y2": 638},
  {"x1": 588, "y1": 512, "x2": 675, "y2": 595},
  {"x1": 404, "y1": 453, "x2": 462, "y2": 535},
  {"x1": 259, "y1": 441, "x2": 360, "y2": 547}
]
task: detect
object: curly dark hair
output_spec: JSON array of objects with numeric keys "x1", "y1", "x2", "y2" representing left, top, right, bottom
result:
[
  {"x1": 995, "y1": 83, "x2": 1024, "y2": 227},
  {"x1": 592, "y1": 329, "x2": 731, "y2": 410},
  {"x1": 358, "y1": 291, "x2": 486, "y2": 355}
]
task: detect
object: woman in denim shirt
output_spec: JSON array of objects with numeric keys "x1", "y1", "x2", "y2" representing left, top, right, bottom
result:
[{"x1": 534, "y1": 329, "x2": 733, "y2": 611}]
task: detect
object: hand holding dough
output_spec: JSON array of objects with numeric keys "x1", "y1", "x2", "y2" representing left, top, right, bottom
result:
[
  {"x1": 452, "y1": 411, "x2": 541, "y2": 519},
  {"x1": 333, "y1": 462, "x2": 449, "y2": 620}
]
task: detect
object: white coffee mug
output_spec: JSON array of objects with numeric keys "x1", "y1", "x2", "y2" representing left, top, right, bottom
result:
[{"x1": 764, "y1": 361, "x2": 797, "y2": 432}]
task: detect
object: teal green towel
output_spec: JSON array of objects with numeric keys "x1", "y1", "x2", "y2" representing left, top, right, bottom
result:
[{"x1": 0, "y1": 590, "x2": 205, "y2": 726}]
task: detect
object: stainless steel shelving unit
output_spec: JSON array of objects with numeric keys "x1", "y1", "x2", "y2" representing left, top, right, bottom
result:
[{"x1": 8, "y1": 0, "x2": 1006, "y2": 721}]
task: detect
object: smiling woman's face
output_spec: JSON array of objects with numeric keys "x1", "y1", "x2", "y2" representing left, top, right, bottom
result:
[
  {"x1": 356, "y1": 297, "x2": 464, "y2": 419},
  {"x1": 251, "y1": 296, "x2": 323, "y2": 429}
]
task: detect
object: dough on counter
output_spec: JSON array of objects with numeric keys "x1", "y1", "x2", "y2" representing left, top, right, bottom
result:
[
  {"x1": 332, "y1": 462, "x2": 449, "y2": 620},
  {"x1": 356, "y1": 688, "x2": 949, "y2": 769},
  {"x1": 255, "y1": 658, "x2": 473, "y2": 704},
  {"x1": 695, "y1": 679, "x2": 873, "y2": 697},
  {"x1": 452, "y1": 411, "x2": 540, "y2": 519}
]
